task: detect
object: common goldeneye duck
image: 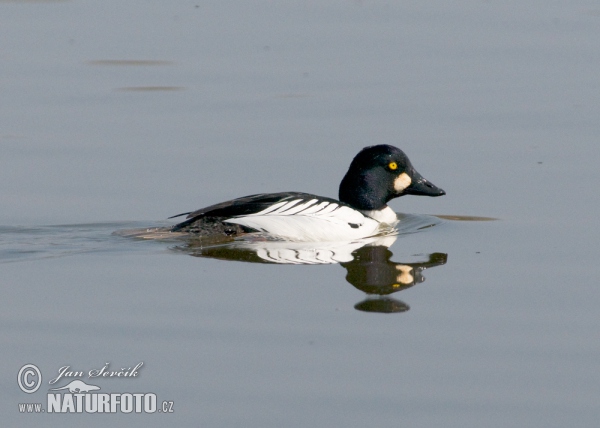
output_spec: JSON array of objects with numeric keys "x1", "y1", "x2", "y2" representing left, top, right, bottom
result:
[{"x1": 170, "y1": 144, "x2": 445, "y2": 242}]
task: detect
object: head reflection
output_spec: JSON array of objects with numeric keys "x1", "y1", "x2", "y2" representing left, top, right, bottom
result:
[{"x1": 341, "y1": 245, "x2": 447, "y2": 313}]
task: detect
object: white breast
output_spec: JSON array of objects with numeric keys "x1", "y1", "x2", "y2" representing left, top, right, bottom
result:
[
  {"x1": 360, "y1": 206, "x2": 399, "y2": 224},
  {"x1": 224, "y1": 198, "x2": 384, "y2": 242}
]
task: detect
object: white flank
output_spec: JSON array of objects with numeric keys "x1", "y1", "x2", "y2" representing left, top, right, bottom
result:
[{"x1": 224, "y1": 200, "x2": 384, "y2": 241}]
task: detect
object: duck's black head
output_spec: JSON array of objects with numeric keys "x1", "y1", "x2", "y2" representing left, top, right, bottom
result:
[{"x1": 339, "y1": 144, "x2": 445, "y2": 211}]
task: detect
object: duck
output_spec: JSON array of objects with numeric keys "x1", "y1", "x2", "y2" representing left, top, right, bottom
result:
[{"x1": 169, "y1": 144, "x2": 445, "y2": 242}]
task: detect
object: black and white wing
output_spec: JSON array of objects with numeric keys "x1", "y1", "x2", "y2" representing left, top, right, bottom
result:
[
  {"x1": 171, "y1": 192, "x2": 384, "y2": 241},
  {"x1": 171, "y1": 193, "x2": 325, "y2": 220}
]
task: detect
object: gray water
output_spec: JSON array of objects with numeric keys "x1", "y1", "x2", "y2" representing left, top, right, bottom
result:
[{"x1": 2, "y1": 1, "x2": 599, "y2": 427}]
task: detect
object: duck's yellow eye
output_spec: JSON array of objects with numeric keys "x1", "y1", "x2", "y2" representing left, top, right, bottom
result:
[{"x1": 388, "y1": 161, "x2": 398, "y2": 170}]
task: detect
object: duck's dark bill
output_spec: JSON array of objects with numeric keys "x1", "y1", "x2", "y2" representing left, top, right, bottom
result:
[{"x1": 405, "y1": 172, "x2": 446, "y2": 197}]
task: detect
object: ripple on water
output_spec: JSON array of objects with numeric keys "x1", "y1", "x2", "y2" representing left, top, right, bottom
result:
[
  {"x1": 0, "y1": 213, "x2": 449, "y2": 264},
  {"x1": 0, "y1": 222, "x2": 169, "y2": 264}
]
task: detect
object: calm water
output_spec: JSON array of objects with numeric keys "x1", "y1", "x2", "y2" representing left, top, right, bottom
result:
[{"x1": 2, "y1": 1, "x2": 599, "y2": 427}]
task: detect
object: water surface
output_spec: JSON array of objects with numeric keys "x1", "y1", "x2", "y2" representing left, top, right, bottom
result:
[{"x1": 1, "y1": 1, "x2": 599, "y2": 427}]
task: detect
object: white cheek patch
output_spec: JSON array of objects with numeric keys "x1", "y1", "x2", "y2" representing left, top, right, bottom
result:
[
  {"x1": 395, "y1": 265, "x2": 414, "y2": 284},
  {"x1": 394, "y1": 172, "x2": 412, "y2": 193}
]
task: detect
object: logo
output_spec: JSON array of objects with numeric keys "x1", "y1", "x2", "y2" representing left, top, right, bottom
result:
[
  {"x1": 49, "y1": 380, "x2": 100, "y2": 393},
  {"x1": 17, "y1": 362, "x2": 174, "y2": 415},
  {"x1": 17, "y1": 364, "x2": 42, "y2": 394}
]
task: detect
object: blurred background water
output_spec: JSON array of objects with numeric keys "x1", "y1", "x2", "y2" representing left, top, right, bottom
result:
[{"x1": 1, "y1": 1, "x2": 599, "y2": 427}]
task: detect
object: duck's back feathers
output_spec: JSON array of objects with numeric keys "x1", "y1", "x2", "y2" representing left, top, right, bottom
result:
[{"x1": 172, "y1": 192, "x2": 329, "y2": 220}]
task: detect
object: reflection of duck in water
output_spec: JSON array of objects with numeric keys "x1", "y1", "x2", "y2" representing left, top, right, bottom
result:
[
  {"x1": 179, "y1": 234, "x2": 447, "y2": 314},
  {"x1": 168, "y1": 145, "x2": 444, "y2": 242},
  {"x1": 343, "y1": 246, "x2": 447, "y2": 313}
]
